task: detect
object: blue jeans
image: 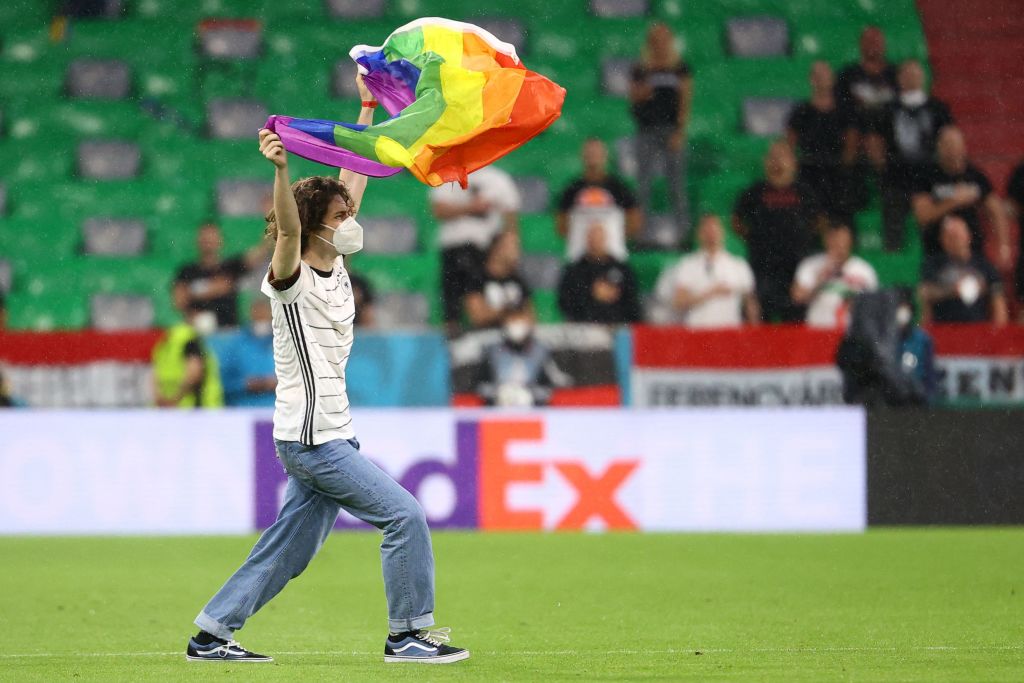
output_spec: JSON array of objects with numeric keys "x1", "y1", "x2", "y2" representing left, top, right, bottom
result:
[{"x1": 195, "y1": 438, "x2": 435, "y2": 637}]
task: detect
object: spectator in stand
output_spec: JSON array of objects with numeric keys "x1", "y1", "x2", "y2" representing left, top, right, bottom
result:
[
  {"x1": 879, "y1": 59, "x2": 954, "y2": 251},
  {"x1": 556, "y1": 138, "x2": 642, "y2": 262},
  {"x1": 430, "y1": 166, "x2": 521, "y2": 335},
  {"x1": 476, "y1": 305, "x2": 568, "y2": 408},
  {"x1": 1004, "y1": 159, "x2": 1024, "y2": 319},
  {"x1": 629, "y1": 22, "x2": 693, "y2": 237},
  {"x1": 733, "y1": 140, "x2": 827, "y2": 322},
  {"x1": 919, "y1": 216, "x2": 1008, "y2": 325},
  {"x1": 346, "y1": 269, "x2": 376, "y2": 327},
  {"x1": 0, "y1": 365, "x2": 25, "y2": 408},
  {"x1": 653, "y1": 214, "x2": 759, "y2": 328},
  {"x1": 911, "y1": 126, "x2": 1011, "y2": 265},
  {"x1": 787, "y1": 61, "x2": 850, "y2": 221},
  {"x1": 152, "y1": 303, "x2": 225, "y2": 408},
  {"x1": 173, "y1": 222, "x2": 270, "y2": 330},
  {"x1": 557, "y1": 222, "x2": 642, "y2": 324},
  {"x1": 463, "y1": 230, "x2": 532, "y2": 329},
  {"x1": 216, "y1": 298, "x2": 276, "y2": 407},
  {"x1": 835, "y1": 26, "x2": 898, "y2": 172},
  {"x1": 792, "y1": 222, "x2": 878, "y2": 329}
]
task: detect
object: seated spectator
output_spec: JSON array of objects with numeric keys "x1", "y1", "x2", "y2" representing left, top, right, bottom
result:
[
  {"x1": 347, "y1": 269, "x2": 376, "y2": 327},
  {"x1": 835, "y1": 26, "x2": 897, "y2": 170},
  {"x1": 173, "y1": 222, "x2": 270, "y2": 330},
  {"x1": 0, "y1": 365, "x2": 25, "y2": 408},
  {"x1": 476, "y1": 306, "x2": 568, "y2": 407},
  {"x1": 919, "y1": 216, "x2": 1008, "y2": 325},
  {"x1": 629, "y1": 22, "x2": 693, "y2": 237},
  {"x1": 556, "y1": 138, "x2": 641, "y2": 261},
  {"x1": 430, "y1": 165, "x2": 521, "y2": 334},
  {"x1": 557, "y1": 222, "x2": 641, "y2": 324},
  {"x1": 216, "y1": 299, "x2": 276, "y2": 407},
  {"x1": 787, "y1": 61, "x2": 850, "y2": 221},
  {"x1": 653, "y1": 214, "x2": 759, "y2": 327},
  {"x1": 912, "y1": 126, "x2": 1011, "y2": 265},
  {"x1": 733, "y1": 140, "x2": 826, "y2": 322},
  {"x1": 152, "y1": 303, "x2": 225, "y2": 408},
  {"x1": 878, "y1": 59, "x2": 954, "y2": 251},
  {"x1": 837, "y1": 288, "x2": 935, "y2": 407},
  {"x1": 792, "y1": 223, "x2": 878, "y2": 329},
  {"x1": 464, "y1": 230, "x2": 532, "y2": 329},
  {"x1": 1004, "y1": 159, "x2": 1024, "y2": 319}
]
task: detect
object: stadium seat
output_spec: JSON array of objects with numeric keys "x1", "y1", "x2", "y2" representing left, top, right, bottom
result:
[
  {"x1": 725, "y1": 16, "x2": 790, "y2": 57},
  {"x1": 82, "y1": 217, "x2": 147, "y2": 256},
  {"x1": 206, "y1": 99, "x2": 269, "y2": 140},
  {"x1": 520, "y1": 215, "x2": 565, "y2": 255},
  {"x1": 475, "y1": 18, "x2": 526, "y2": 53},
  {"x1": 77, "y1": 140, "x2": 142, "y2": 179},
  {"x1": 637, "y1": 213, "x2": 683, "y2": 250},
  {"x1": 590, "y1": 0, "x2": 649, "y2": 18},
  {"x1": 374, "y1": 292, "x2": 431, "y2": 328},
  {"x1": 742, "y1": 97, "x2": 796, "y2": 137},
  {"x1": 521, "y1": 253, "x2": 563, "y2": 290},
  {"x1": 65, "y1": 59, "x2": 132, "y2": 99},
  {"x1": 217, "y1": 179, "x2": 273, "y2": 216},
  {"x1": 197, "y1": 20, "x2": 263, "y2": 61},
  {"x1": 530, "y1": 288, "x2": 562, "y2": 323},
  {"x1": 90, "y1": 293, "x2": 155, "y2": 331},
  {"x1": 360, "y1": 216, "x2": 419, "y2": 255},
  {"x1": 601, "y1": 57, "x2": 634, "y2": 97},
  {"x1": 0, "y1": 259, "x2": 12, "y2": 294},
  {"x1": 325, "y1": 0, "x2": 386, "y2": 19},
  {"x1": 5, "y1": 291, "x2": 90, "y2": 330},
  {"x1": 514, "y1": 176, "x2": 551, "y2": 215}
]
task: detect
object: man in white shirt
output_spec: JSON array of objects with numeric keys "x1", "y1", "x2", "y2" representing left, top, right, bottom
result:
[
  {"x1": 653, "y1": 214, "x2": 760, "y2": 327},
  {"x1": 430, "y1": 165, "x2": 521, "y2": 332},
  {"x1": 792, "y1": 222, "x2": 878, "y2": 328}
]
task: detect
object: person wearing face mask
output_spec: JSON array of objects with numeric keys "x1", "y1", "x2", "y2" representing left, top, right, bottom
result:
[
  {"x1": 187, "y1": 76, "x2": 469, "y2": 665},
  {"x1": 215, "y1": 298, "x2": 278, "y2": 407},
  {"x1": 152, "y1": 302, "x2": 224, "y2": 409},
  {"x1": 879, "y1": 60, "x2": 954, "y2": 251},
  {"x1": 476, "y1": 306, "x2": 569, "y2": 408}
]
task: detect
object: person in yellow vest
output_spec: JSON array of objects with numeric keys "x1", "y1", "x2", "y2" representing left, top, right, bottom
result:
[{"x1": 152, "y1": 307, "x2": 224, "y2": 408}]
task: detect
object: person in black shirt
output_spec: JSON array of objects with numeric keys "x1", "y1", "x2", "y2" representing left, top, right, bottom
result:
[
  {"x1": 173, "y1": 223, "x2": 270, "y2": 329},
  {"x1": 557, "y1": 222, "x2": 642, "y2": 324},
  {"x1": 463, "y1": 230, "x2": 532, "y2": 329},
  {"x1": 911, "y1": 126, "x2": 1011, "y2": 264},
  {"x1": 557, "y1": 138, "x2": 642, "y2": 261},
  {"x1": 1005, "y1": 160, "x2": 1024, "y2": 316},
  {"x1": 879, "y1": 59, "x2": 954, "y2": 251},
  {"x1": 787, "y1": 61, "x2": 852, "y2": 222},
  {"x1": 919, "y1": 216, "x2": 1008, "y2": 325},
  {"x1": 346, "y1": 270, "x2": 376, "y2": 327},
  {"x1": 733, "y1": 140, "x2": 827, "y2": 322},
  {"x1": 629, "y1": 22, "x2": 693, "y2": 238},
  {"x1": 835, "y1": 26, "x2": 898, "y2": 160}
]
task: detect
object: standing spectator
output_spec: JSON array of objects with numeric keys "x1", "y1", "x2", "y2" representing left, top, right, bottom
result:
[
  {"x1": 173, "y1": 222, "x2": 269, "y2": 329},
  {"x1": 629, "y1": 22, "x2": 693, "y2": 238},
  {"x1": 476, "y1": 306, "x2": 568, "y2": 408},
  {"x1": 733, "y1": 140, "x2": 827, "y2": 322},
  {"x1": 911, "y1": 126, "x2": 1011, "y2": 265},
  {"x1": 1004, "y1": 159, "x2": 1024, "y2": 319},
  {"x1": 792, "y1": 223, "x2": 879, "y2": 329},
  {"x1": 835, "y1": 26, "x2": 898, "y2": 170},
  {"x1": 919, "y1": 216, "x2": 1008, "y2": 325},
  {"x1": 556, "y1": 138, "x2": 642, "y2": 261},
  {"x1": 346, "y1": 269, "x2": 376, "y2": 327},
  {"x1": 215, "y1": 298, "x2": 276, "y2": 407},
  {"x1": 152, "y1": 304, "x2": 225, "y2": 408},
  {"x1": 557, "y1": 223, "x2": 642, "y2": 324},
  {"x1": 431, "y1": 166, "x2": 521, "y2": 335},
  {"x1": 463, "y1": 230, "x2": 532, "y2": 329},
  {"x1": 787, "y1": 61, "x2": 850, "y2": 221},
  {"x1": 653, "y1": 214, "x2": 759, "y2": 328},
  {"x1": 879, "y1": 59, "x2": 954, "y2": 251}
]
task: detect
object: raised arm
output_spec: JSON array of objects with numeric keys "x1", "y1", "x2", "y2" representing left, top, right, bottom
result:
[
  {"x1": 259, "y1": 129, "x2": 302, "y2": 281},
  {"x1": 339, "y1": 74, "x2": 376, "y2": 215}
]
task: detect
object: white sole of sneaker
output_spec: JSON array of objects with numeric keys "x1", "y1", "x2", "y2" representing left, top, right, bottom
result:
[
  {"x1": 384, "y1": 651, "x2": 470, "y2": 664},
  {"x1": 185, "y1": 655, "x2": 274, "y2": 663}
]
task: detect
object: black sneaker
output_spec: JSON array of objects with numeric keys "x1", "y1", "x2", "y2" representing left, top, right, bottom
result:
[
  {"x1": 384, "y1": 627, "x2": 470, "y2": 664},
  {"x1": 186, "y1": 636, "x2": 273, "y2": 662}
]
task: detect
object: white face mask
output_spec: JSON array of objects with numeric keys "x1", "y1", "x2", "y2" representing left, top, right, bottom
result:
[
  {"x1": 895, "y1": 306, "x2": 912, "y2": 327},
  {"x1": 503, "y1": 319, "x2": 531, "y2": 345},
  {"x1": 316, "y1": 216, "x2": 363, "y2": 255},
  {"x1": 900, "y1": 90, "x2": 926, "y2": 107},
  {"x1": 192, "y1": 310, "x2": 218, "y2": 336},
  {"x1": 251, "y1": 320, "x2": 273, "y2": 338}
]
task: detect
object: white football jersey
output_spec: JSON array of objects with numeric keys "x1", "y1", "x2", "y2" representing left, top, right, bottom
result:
[{"x1": 260, "y1": 258, "x2": 356, "y2": 445}]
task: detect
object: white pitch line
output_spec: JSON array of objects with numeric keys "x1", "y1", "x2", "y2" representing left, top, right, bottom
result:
[{"x1": 1, "y1": 645, "x2": 1022, "y2": 659}]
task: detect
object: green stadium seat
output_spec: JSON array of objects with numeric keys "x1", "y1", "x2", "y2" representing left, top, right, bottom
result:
[
  {"x1": 531, "y1": 288, "x2": 562, "y2": 323},
  {"x1": 520, "y1": 215, "x2": 565, "y2": 255},
  {"x1": 5, "y1": 291, "x2": 90, "y2": 330}
]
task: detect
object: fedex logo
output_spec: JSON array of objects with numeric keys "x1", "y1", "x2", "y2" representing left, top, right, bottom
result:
[{"x1": 254, "y1": 419, "x2": 640, "y2": 531}]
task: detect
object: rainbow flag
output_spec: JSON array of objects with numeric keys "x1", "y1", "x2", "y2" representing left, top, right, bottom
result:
[{"x1": 264, "y1": 17, "x2": 566, "y2": 187}]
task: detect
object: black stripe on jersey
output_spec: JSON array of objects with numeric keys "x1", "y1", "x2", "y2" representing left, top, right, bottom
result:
[{"x1": 284, "y1": 303, "x2": 316, "y2": 445}]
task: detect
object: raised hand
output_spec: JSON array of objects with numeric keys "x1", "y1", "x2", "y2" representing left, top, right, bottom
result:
[{"x1": 258, "y1": 129, "x2": 287, "y2": 169}]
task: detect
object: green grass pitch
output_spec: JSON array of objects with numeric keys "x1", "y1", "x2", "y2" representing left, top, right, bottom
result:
[{"x1": 1, "y1": 530, "x2": 1021, "y2": 681}]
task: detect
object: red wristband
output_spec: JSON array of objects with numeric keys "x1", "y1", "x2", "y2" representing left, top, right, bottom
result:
[{"x1": 361, "y1": 100, "x2": 378, "y2": 108}]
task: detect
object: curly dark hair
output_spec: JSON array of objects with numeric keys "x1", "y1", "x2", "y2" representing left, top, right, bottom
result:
[{"x1": 264, "y1": 176, "x2": 356, "y2": 253}]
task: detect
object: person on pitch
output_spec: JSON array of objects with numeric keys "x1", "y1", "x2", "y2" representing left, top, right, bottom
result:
[{"x1": 186, "y1": 76, "x2": 469, "y2": 665}]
